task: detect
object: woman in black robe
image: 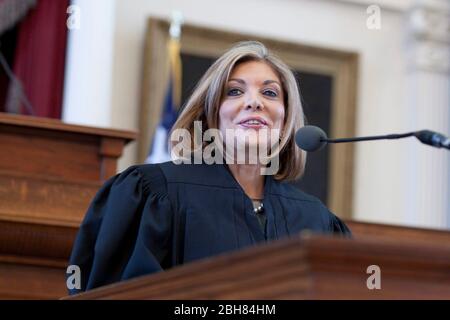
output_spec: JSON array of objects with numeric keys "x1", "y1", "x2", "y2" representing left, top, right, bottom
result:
[{"x1": 68, "y1": 41, "x2": 351, "y2": 294}]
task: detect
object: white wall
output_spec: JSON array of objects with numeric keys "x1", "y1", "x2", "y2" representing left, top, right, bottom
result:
[
  {"x1": 63, "y1": 0, "x2": 116, "y2": 127},
  {"x1": 63, "y1": 0, "x2": 450, "y2": 229}
]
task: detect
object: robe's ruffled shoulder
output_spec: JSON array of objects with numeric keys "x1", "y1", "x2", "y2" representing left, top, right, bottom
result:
[
  {"x1": 68, "y1": 164, "x2": 173, "y2": 295},
  {"x1": 329, "y1": 211, "x2": 352, "y2": 237}
]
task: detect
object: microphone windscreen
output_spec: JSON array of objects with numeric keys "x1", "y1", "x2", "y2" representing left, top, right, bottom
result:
[
  {"x1": 295, "y1": 125, "x2": 328, "y2": 152},
  {"x1": 415, "y1": 130, "x2": 447, "y2": 148}
]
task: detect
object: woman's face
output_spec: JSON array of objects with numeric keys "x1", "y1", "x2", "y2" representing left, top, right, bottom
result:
[{"x1": 218, "y1": 60, "x2": 285, "y2": 159}]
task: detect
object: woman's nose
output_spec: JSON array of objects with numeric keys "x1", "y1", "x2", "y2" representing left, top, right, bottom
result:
[{"x1": 245, "y1": 94, "x2": 263, "y2": 111}]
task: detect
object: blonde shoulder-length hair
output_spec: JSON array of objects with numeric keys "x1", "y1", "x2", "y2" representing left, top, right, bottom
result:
[{"x1": 170, "y1": 41, "x2": 306, "y2": 181}]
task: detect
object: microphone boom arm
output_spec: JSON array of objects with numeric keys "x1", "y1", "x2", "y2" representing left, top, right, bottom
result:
[
  {"x1": 295, "y1": 125, "x2": 450, "y2": 152},
  {"x1": 323, "y1": 132, "x2": 416, "y2": 143}
]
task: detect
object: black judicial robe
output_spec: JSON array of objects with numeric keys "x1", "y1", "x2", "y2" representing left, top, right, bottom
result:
[{"x1": 68, "y1": 161, "x2": 351, "y2": 294}]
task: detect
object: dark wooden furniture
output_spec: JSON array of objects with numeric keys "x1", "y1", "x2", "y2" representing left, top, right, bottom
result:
[
  {"x1": 65, "y1": 233, "x2": 450, "y2": 299},
  {"x1": 0, "y1": 113, "x2": 137, "y2": 299},
  {"x1": 346, "y1": 220, "x2": 450, "y2": 248}
]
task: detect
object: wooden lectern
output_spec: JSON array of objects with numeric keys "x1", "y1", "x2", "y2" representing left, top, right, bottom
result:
[
  {"x1": 66, "y1": 232, "x2": 450, "y2": 300},
  {"x1": 0, "y1": 113, "x2": 137, "y2": 299}
]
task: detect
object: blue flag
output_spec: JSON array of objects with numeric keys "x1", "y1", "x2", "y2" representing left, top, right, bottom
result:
[
  {"x1": 146, "y1": 78, "x2": 179, "y2": 163},
  {"x1": 146, "y1": 38, "x2": 182, "y2": 163}
]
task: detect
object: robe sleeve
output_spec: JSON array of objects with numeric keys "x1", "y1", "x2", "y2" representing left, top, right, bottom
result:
[
  {"x1": 329, "y1": 211, "x2": 352, "y2": 237},
  {"x1": 67, "y1": 165, "x2": 174, "y2": 295}
]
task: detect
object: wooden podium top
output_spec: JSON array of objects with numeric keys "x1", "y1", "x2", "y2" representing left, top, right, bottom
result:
[
  {"x1": 65, "y1": 234, "x2": 450, "y2": 300},
  {"x1": 0, "y1": 112, "x2": 137, "y2": 185},
  {"x1": 0, "y1": 112, "x2": 137, "y2": 141}
]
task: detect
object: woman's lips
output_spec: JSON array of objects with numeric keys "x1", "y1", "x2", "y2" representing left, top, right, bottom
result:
[
  {"x1": 237, "y1": 117, "x2": 269, "y2": 129},
  {"x1": 238, "y1": 123, "x2": 268, "y2": 129}
]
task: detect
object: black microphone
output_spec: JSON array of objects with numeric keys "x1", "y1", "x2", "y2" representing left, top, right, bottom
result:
[
  {"x1": 295, "y1": 125, "x2": 450, "y2": 152},
  {"x1": 294, "y1": 125, "x2": 328, "y2": 152},
  {"x1": 414, "y1": 130, "x2": 450, "y2": 149}
]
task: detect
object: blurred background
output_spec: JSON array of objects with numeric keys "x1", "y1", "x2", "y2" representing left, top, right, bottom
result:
[{"x1": 0, "y1": 0, "x2": 449, "y2": 231}]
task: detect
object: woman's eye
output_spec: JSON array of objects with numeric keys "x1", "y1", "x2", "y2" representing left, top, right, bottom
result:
[
  {"x1": 263, "y1": 89, "x2": 277, "y2": 97},
  {"x1": 227, "y1": 88, "x2": 243, "y2": 96}
]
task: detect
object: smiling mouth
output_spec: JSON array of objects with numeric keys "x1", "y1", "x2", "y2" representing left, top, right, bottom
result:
[{"x1": 238, "y1": 118, "x2": 268, "y2": 128}]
